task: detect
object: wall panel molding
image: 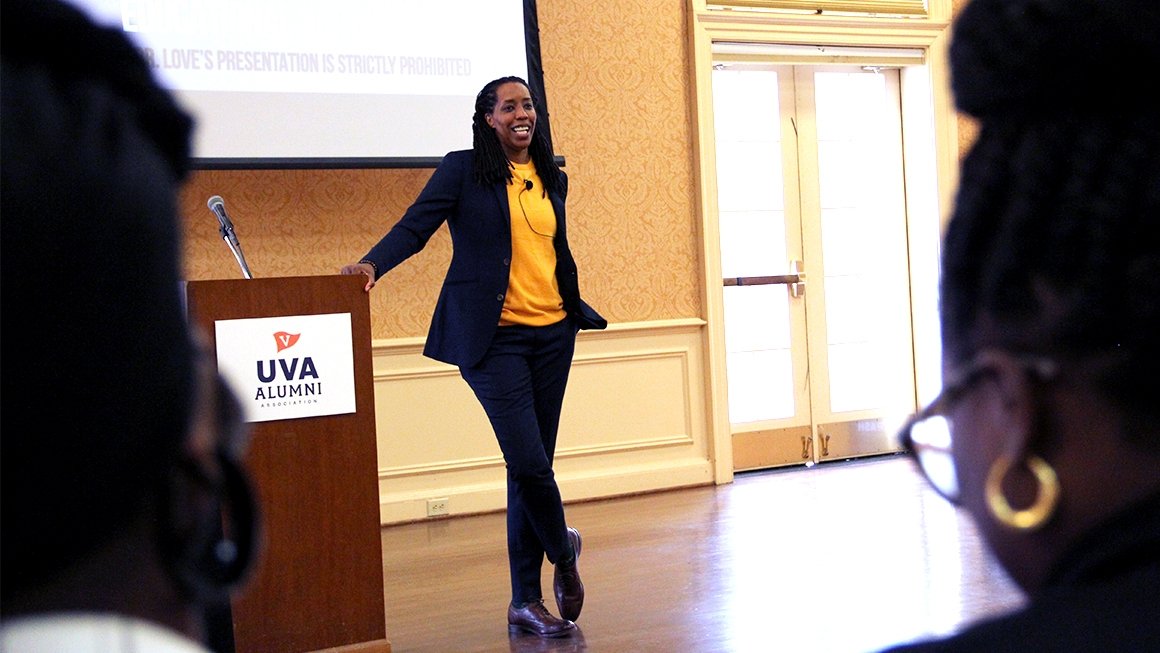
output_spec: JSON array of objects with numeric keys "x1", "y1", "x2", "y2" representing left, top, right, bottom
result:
[{"x1": 370, "y1": 319, "x2": 712, "y2": 524}]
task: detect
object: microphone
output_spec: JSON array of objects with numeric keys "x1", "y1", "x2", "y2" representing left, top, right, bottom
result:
[
  {"x1": 207, "y1": 195, "x2": 234, "y2": 233},
  {"x1": 206, "y1": 195, "x2": 253, "y2": 279},
  {"x1": 524, "y1": 179, "x2": 533, "y2": 191}
]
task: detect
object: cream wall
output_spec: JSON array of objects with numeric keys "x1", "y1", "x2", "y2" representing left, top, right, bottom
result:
[
  {"x1": 177, "y1": 1, "x2": 965, "y2": 525},
  {"x1": 367, "y1": 320, "x2": 712, "y2": 523}
]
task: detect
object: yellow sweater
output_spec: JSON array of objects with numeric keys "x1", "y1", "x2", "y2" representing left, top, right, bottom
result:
[{"x1": 500, "y1": 160, "x2": 566, "y2": 326}]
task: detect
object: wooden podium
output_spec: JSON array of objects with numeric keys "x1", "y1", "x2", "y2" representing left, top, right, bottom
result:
[{"x1": 185, "y1": 275, "x2": 390, "y2": 653}]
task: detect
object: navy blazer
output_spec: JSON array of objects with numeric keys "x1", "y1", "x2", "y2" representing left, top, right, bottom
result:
[{"x1": 362, "y1": 149, "x2": 607, "y2": 368}]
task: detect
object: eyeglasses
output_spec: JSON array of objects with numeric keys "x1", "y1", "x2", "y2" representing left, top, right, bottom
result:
[{"x1": 898, "y1": 352, "x2": 1056, "y2": 504}]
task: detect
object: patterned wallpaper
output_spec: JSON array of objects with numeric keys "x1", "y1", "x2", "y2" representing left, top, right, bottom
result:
[
  {"x1": 179, "y1": 0, "x2": 701, "y2": 340},
  {"x1": 180, "y1": 2, "x2": 973, "y2": 341}
]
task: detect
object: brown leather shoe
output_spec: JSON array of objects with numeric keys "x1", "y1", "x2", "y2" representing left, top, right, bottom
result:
[
  {"x1": 507, "y1": 600, "x2": 576, "y2": 638},
  {"x1": 553, "y1": 527, "x2": 584, "y2": 621}
]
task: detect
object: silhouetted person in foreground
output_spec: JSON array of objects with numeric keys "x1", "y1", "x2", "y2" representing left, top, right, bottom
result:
[
  {"x1": 884, "y1": 0, "x2": 1160, "y2": 650},
  {"x1": 1, "y1": 1, "x2": 259, "y2": 650}
]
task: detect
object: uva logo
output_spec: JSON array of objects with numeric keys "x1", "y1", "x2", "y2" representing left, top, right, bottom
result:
[
  {"x1": 257, "y1": 331, "x2": 320, "y2": 387},
  {"x1": 256, "y1": 356, "x2": 319, "y2": 383},
  {"x1": 249, "y1": 329, "x2": 322, "y2": 401},
  {"x1": 274, "y1": 331, "x2": 301, "y2": 352}
]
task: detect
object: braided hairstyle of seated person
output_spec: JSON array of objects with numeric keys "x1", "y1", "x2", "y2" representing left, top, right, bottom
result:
[{"x1": 942, "y1": 0, "x2": 1160, "y2": 442}]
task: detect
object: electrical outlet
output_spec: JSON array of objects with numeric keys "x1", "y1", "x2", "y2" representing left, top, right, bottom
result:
[{"x1": 426, "y1": 497, "x2": 450, "y2": 517}]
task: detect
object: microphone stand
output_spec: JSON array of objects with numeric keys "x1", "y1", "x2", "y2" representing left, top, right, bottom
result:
[{"x1": 220, "y1": 224, "x2": 253, "y2": 279}]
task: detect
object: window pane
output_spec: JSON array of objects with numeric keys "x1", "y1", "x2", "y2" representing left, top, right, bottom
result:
[
  {"x1": 723, "y1": 285, "x2": 795, "y2": 423},
  {"x1": 715, "y1": 67, "x2": 796, "y2": 425},
  {"x1": 814, "y1": 71, "x2": 912, "y2": 415}
]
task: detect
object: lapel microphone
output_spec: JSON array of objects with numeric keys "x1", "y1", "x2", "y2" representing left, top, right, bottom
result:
[{"x1": 524, "y1": 179, "x2": 533, "y2": 191}]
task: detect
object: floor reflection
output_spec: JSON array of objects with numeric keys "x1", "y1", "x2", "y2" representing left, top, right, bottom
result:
[
  {"x1": 714, "y1": 456, "x2": 1023, "y2": 652},
  {"x1": 380, "y1": 455, "x2": 1025, "y2": 653},
  {"x1": 508, "y1": 626, "x2": 588, "y2": 653}
]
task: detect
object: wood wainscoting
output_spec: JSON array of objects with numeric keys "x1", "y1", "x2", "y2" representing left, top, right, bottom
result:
[{"x1": 368, "y1": 319, "x2": 718, "y2": 525}]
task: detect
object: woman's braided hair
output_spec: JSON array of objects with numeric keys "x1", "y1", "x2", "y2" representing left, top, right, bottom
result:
[
  {"x1": 471, "y1": 75, "x2": 562, "y2": 192},
  {"x1": 942, "y1": 0, "x2": 1160, "y2": 435}
]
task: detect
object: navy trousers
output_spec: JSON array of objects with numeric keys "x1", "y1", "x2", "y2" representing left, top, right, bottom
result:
[{"x1": 459, "y1": 318, "x2": 577, "y2": 604}]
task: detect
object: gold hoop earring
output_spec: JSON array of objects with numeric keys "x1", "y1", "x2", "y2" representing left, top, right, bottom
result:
[{"x1": 985, "y1": 454, "x2": 1060, "y2": 531}]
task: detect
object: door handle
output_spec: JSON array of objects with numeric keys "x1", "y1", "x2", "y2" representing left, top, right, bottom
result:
[{"x1": 723, "y1": 260, "x2": 806, "y2": 297}]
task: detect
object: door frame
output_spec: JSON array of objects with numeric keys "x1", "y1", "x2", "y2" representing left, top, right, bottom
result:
[
  {"x1": 687, "y1": 0, "x2": 959, "y2": 484},
  {"x1": 720, "y1": 64, "x2": 919, "y2": 472}
]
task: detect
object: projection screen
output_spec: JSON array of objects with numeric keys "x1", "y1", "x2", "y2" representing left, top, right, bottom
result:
[{"x1": 65, "y1": 0, "x2": 549, "y2": 168}]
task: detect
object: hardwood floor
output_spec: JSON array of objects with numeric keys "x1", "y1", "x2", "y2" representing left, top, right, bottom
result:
[{"x1": 378, "y1": 454, "x2": 1024, "y2": 653}]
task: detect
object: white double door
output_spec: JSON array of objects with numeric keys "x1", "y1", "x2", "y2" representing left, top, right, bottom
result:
[{"x1": 712, "y1": 64, "x2": 920, "y2": 470}]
